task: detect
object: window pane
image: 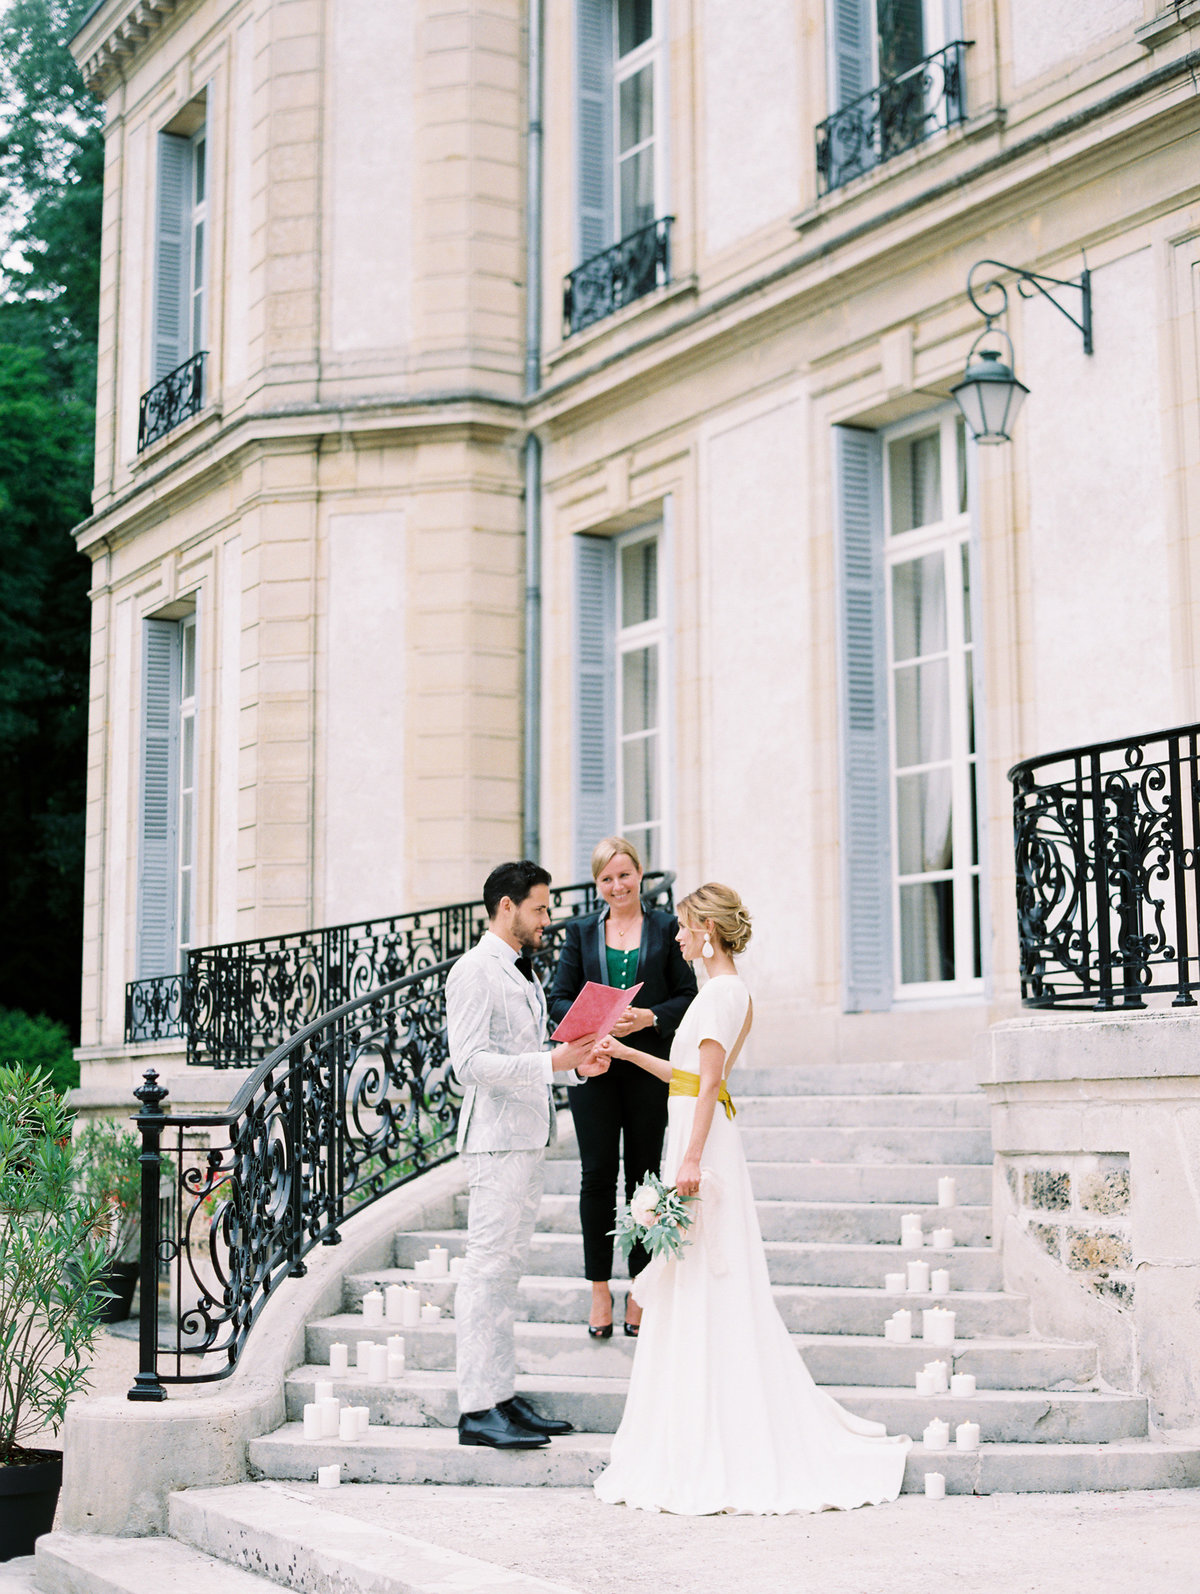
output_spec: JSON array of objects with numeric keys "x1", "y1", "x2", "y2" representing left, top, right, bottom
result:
[
  {"x1": 956, "y1": 418, "x2": 968, "y2": 514},
  {"x1": 627, "y1": 824, "x2": 655, "y2": 870},
  {"x1": 622, "y1": 646, "x2": 658, "y2": 735},
  {"x1": 878, "y1": 0, "x2": 925, "y2": 78},
  {"x1": 182, "y1": 622, "x2": 197, "y2": 699},
  {"x1": 961, "y1": 541, "x2": 971, "y2": 643},
  {"x1": 894, "y1": 659, "x2": 950, "y2": 766},
  {"x1": 622, "y1": 732, "x2": 658, "y2": 826},
  {"x1": 900, "y1": 881, "x2": 955, "y2": 983},
  {"x1": 620, "y1": 538, "x2": 657, "y2": 627},
  {"x1": 964, "y1": 651, "x2": 975, "y2": 754},
  {"x1": 891, "y1": 553, "x2": 946, "y2": 661},
  {"x1": 619, "y1": 66, "x2": 654, "y2": 154},
  {"x1": 193, "y1": 136, "x2": 206, "y2": 203},
  {"x1": 972, "y1": 876, "x2": 982, "y2": 979},
  {"x1": 896, "y1": 769, "x2": 953, "y2": 875},
  {"x1": 889, "y1": 429, "x2": 942, "y2": 533},
  {"x1": 618, "y1": 0, "x2": 653, "y2": 56},
  {"x1": 620, "y1": 149, "x2": 655, "y2": 237},
  {"x1": 969, "y1": 761, "x2": 979, "y2": 865}
]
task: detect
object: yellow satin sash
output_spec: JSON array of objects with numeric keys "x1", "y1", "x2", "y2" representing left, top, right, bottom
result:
[{"x1": 668, "y1": 1068, "x2": 736, "y2": 1120}]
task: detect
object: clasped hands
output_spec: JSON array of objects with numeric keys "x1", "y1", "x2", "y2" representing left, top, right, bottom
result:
[{"x1": 552, "y1": 1004, "x2": 653, "y2": 1077}]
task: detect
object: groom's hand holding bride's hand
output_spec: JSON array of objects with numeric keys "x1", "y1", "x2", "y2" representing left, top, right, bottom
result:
[
  {"x1": 554, "y1": 1032, "x2": 608, "y2": 1075},
  {"x1": 593, "y1": 1034, "x2": 632, "y2": 1062}
]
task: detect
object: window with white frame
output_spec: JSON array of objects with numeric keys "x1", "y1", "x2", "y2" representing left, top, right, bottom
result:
[
  {"x1": 137, "y1": 612, "x2": 199, "y2": 978},
  {"x1": 829, "y1": 0, "x2": 959, "y2": 108},
  {"x1": 176, "y1": 614, "x2": 198, "y2": 963},
  {"x1": 153, "y1": 111, "x2": 208, "y2": 381}
]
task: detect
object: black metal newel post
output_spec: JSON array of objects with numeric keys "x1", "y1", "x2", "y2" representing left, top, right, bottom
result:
[{"x1": 128, "y1": 1068, "x2": 170, "y2": 1401}]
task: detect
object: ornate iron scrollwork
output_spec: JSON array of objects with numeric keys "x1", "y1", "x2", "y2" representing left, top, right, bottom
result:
[
  {"x1": 137, "y1": 351, "x2": 207, "y2": 452},
  {"x1": 563, "y1": 217, "x2": 673, "y2": 337}
]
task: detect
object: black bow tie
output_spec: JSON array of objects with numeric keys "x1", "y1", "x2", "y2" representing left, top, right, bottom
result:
[{"x1": 515, "y1": 953, "x2": 536, "y2": 983}]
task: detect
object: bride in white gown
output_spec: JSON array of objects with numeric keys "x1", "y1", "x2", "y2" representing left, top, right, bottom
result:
[{"x1": 592, "y1": 882, "x2": 910, "y2": 1516}]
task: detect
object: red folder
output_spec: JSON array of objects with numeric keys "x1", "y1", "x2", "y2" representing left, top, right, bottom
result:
[{"x1": 551, "y1": 980, "x2": 643, "y2": 1044}]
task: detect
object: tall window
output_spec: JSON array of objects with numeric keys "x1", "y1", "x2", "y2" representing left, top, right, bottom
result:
[
  {"x1": 153, "y1": 113, "x2": 208, "y2": 381},
  {"x1": 830, "y1": 0, "x2": 957, "y2": 107},
  {"x1": 616, "y1": 530, "x2": 666, "y2": 867},
  {"x1": 576, "y1": 0, "x2": 665, "y2": 260},
  {"x1": 176, "y1": 615, "x2": 198, "y2": 961},
  {"x1": 884, "y1": 413, "x2": 979, "y2": 993},
  {"x1": 137, "y1": 613, "x2": 198, "y2": 978}
]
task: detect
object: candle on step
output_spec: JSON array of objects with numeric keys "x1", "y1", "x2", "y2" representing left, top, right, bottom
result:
[
  {"x1": 402, "y1": 1286, "x2": 421, "y2": 1327},
  {"x1": 884, "y1": 1272, "x2": 906, "y2": 1294},
  {"x1": 923, "y1": 1308, "x2": 956, "y2": 1346},
  {"x1": 906, "y1": 1260, "x2": 931, "y2": 1293},
  {"x1": 931, "y1": 1227, "x2": 955, "y2": 1249},
  {"x1": 923, "y1": 1418, "x2": 950, "y2": 1450},
  {"x1": 356, "y1": 1340, "x2": 374, "y2": 1371},
  {"x1": 385, "y1": 1284, "x2": 406, "y2": 1323},
  {"x1": 313, "y1": 1378, "x2": 334, "y2": 1406},
  {"x1": 368, "y1": 1343, "x2": 388, "y2": 1382},
  {"x1": 354, "y1": 1406, "x2": 370, "y2": 1437},
  {"x1": 317, "y1": 1464, "x2": 341, "y2": 1489},
  {"x1": 931, "y1": 1269, "x2": 951, "y2": 1295},
  {"x1": 450, "y1": 1255, "x2": 466, "y2": 1279},
  {"x1": 317, "y1": 1397, "x2": 340, "y2": 1438},
  {"x1": 362, "y1": 1290, "x2": 384, "y2": 1327},
  {"x1": 388, "y1": 1351, "x2": 406, "y2": 1379},
  {"x1": 937, "y1": 1177, "x2": 957, "y2": 1207},
  {"x1": 914, "y1": 1369, "x2": 937, "y2": 1397},
  {"x1": 413, "y1": 1258, "x2": 433, "y2": 1279},
  {"x1": 328, "y1": 1343, "x2": 349, "y2": 1377},
  {"x1": 950, "y1": 1372, "x2": 977, "y2": 1398},
  {"x1": 387, "y1": 1335, "x2": 405, "y2": 1357},
  {"x1": 338, "y1": 1407, "x2": 357, "y2": 1441},
  {"x1": 924, "y1": 1359, "x2": 949, "y2": 1392},
  {"x1": 955, "y1": 1421, "x2": 980, "y2": 1451},
  {"x1": 883, "y1": 1309, "x2": 912, "y2": 1342},
  {"x1": 420, "y1": 1302, "x2": 441, "y2": 1323},
  {"x1": 302, "y1": 1402, "x2": 321, "y2": 1440},
  {"x1": 924, "y1": 1472, "x2": 946, "y2": 1499},
  {"x1": 428, "y1": 1245, "x2": 449, "y2": 1275},
  {"x1": 900, "y1": 1214, "x2": 924, "y2": 1250}
]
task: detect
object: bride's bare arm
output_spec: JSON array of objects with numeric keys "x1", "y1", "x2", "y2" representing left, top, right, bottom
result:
[
  {"x1": 594, "y1": 1036, "x2": 672, "y2": 1082},
  {"x1": 674, "y1": 1039, "x2": 726, "y2": 1197}
]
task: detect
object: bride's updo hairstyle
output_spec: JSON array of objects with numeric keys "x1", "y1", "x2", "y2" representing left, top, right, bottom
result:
[{"x1": 677, "y1": 882, "x2": 753, "y2": 956}]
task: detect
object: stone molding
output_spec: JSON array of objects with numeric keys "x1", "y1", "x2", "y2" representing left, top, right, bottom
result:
[{"x1": 72, "y1": 1, "x2": 190, "y2": 96}]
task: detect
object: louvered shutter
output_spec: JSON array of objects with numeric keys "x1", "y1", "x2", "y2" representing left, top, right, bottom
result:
[
  {"x1": 834, "y1": 427, "x2": 891, "y2": 1011},
  {"x1": 831, "y1": 0, "x2": 874, "y2": 107},
  {"x1": 576, "y1": 0, "x2": 613, "y2": 262},
  {"x1": 153, "y1": 133, "x2": 190, "y2": 380},
  {"x1": 574, "y1": 535, "x2": 616, "y2": 878},
  {"x1": 137, "y1": 620, "x2": 180, "y2": 977}
]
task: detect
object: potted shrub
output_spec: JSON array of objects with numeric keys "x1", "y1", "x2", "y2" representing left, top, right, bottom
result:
[
  {"x1": 0, "y1": 1066, "x2": 110, "y2": 1562},
  {"x1": 72, "y1": 1118, "x2": 143, "y2": 1323}
]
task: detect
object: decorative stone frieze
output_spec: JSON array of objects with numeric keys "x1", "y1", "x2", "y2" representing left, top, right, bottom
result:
[{"x1": 75, "y1": 0, "x2": 187, "y2": 97}]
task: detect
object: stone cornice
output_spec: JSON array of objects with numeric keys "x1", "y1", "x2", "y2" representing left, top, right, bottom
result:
[{"x1": 70, "y1": 0, "x2": 189, "y2": 96}]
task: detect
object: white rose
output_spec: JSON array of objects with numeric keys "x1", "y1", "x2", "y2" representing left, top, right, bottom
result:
[{"x1": 629, "y1": 1185, "x2": 661, "y2": 1227}]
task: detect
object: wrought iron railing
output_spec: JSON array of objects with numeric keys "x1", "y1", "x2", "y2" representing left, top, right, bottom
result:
[
  {"x1": 1010, "y1": 724, "x2": 1200, "y2": 1009},
  {"x1": 124, "y1": 872, "x2": 676, "y2": 1064},
  {"x1": 563, "y1": 216, "x2": 673, "y2": 337},
  {"x1": 815, "y1": 41, "x2": 969, "y2": 195},
  {"x1": 137, "y1": 350, "x2": 207, "y2": 452},
  {"x1": 128, "y1": 871, "x2": 675, "y2": 1394}
]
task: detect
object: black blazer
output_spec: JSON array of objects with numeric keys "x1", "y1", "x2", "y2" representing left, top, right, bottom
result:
[{"x1": 547, "y1": 906, "x2": 698, "y2": 1063}]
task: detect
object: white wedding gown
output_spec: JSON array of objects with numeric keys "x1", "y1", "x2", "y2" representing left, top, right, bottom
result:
[{"x1": 593, "y1": 975, "x2": 911, "y2": 1516}]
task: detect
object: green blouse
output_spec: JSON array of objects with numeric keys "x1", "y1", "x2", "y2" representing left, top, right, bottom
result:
[{"x1": 605, "y1": 943, "x2": 641, "y2": 990}]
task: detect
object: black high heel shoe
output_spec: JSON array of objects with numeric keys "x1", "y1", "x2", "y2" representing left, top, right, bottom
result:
[
  {"x1": 623, "y1": 1319, "x2": 640, "y2": 1339},
  {"x1": 588, "y1": 1289, "x2": 614, "y2": 1340}
]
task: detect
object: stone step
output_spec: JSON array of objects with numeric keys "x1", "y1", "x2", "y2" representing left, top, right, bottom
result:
[
  {"x1": 283, "y1": 1366, "x2": 1148, "y2": 1443},
  {"x1": 542, "y1": 1158, "x2": 993, "y2": 1203},
  {"x1": 733, "y1": 1062, "x2": 976, "y2": 1095},
  {"x1": 381, "y1": 1233, "x2": 1004, "y2": 1290},
  {"x1": 734, "y1": 1092, "x2": 991, "y2": 1128},
  {"x1": 168, "y1": 1482, "x2": 572, "y2": 1594},
  {"x1": 34, "y1": 1533, "x2": 276, "y2": 1594},
  {"x1": 249, "y1": 1425, "x2": 1200, "y2": 1495},
  {"x1": 736, "y1": 1125, "x2": 993, "y2": 1165}
]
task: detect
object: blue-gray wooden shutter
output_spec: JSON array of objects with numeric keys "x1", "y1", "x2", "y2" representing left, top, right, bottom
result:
[
  {"x1": 834, "y1": 426, "x2": 891, "y2": 1011},
  {"x1": 574, "y1": 535, "x2": 616, "y2": 878},
  {"x1": 153, "y1": 133, "x2": 190, "y2": 380},
  {"x1": 576, "y1": 0, "x2": 613, "y2": 261},
  {"x1": 831, "y1": 0, "x2": 874, "y2": 106},
  {"x1": 137, "y1": 619, "x2": 180, "y2": 977}
]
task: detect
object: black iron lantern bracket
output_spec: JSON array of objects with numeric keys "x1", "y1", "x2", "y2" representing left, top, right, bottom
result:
[{"x1": 966, "y1": 258, "x2": 1093, "y2": 354}]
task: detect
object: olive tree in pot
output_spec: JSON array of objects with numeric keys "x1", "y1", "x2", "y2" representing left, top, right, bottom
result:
[
  {"x1": 0, "y1": 1066, "x2": 110, "y2": 1561},
  {"x1": 72, "y1": 1119, "x2": 143, "y2": 1323}
]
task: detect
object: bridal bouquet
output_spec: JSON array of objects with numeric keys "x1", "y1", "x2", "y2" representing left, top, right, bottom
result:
[{"x1": 611, "y1": 1172, "x2": 696, "y2": 1262}]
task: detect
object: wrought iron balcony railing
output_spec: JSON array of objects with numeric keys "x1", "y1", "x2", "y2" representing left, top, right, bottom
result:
[
  {"x1": 815, "y1": 41, "x2": 969, "y2": 195},
  {"x1": 1010, "y1": 723, "x2": 1200, "y2": 1010},
  {"x1": 563, "y1": 216, "x2": 672, "y2": 337},
  {"x1": 124, "y1": 872, "x2": 676, "y2": 1065},
  {"x1": 137, "y1": 350, "x2": 206, "y2": 452}
]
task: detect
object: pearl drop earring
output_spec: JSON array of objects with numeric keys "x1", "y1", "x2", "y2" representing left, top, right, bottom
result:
[{"x1": 702, "y1": 933, "x2": 715, "y2": 959}]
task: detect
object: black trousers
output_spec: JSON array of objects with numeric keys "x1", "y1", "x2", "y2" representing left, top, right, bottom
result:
[{"x1": 568, "y1": 1060, "x2": 669, "y2": 1281}]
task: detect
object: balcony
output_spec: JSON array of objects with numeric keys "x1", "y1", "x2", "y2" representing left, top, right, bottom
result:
[
  {"x1": 563, "y1": 216, "x2": 672, "y2": 338},
  {"x1": 137, "y1": 350, "x2": 206, "y2": 453},
  {"x1": 815, "y1": 41, "x2": 969, "y2": 196}
]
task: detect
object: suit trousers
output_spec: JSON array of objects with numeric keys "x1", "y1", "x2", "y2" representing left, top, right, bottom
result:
[
  {"x1": 568, "y1": 1060, "x2": 669, "y2": 1282},
  {"x1": 455, "y1": 1147, "x2": 544, "y2": 1414}
]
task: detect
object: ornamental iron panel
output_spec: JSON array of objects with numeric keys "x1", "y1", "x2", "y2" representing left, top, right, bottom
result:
[
  {"x1": 563, "y1": 216, "x2": 672, "y2": 337},
  {"x1": 126, "y1": 973, "x2": 188, "y2": 1043},
  {"x1": 137, "y1": 351, "x2": 206, "y2": 452},
  {"x1": 1009, "y1": 724, "x2": 1200, "y2": 1009},
  {"x1": 815, "y1": 42, "x2": 969, "y2": 195}
]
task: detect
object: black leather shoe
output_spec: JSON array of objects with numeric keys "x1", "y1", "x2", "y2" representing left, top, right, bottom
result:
[
  {"x1": 498, "y1": 1394, "x2": 574, "y2": 1437},
  {"x1": 458, "y1": 1407, "x2": 550, "y2": 1449}
]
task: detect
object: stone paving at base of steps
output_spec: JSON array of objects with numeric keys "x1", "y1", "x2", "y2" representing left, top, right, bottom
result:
[{"x1": 220, "y1": 1481, "x2": 1196, "y2": 1594}]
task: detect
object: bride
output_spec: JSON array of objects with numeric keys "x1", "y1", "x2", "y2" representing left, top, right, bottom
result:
[{"x1": 591, "y1": 882, "x2": 910, "y2": 1515}]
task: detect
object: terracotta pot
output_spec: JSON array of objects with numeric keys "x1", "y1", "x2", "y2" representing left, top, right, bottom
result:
[
  {"x1": 0, "y1": 1449, "x2": 62, "y2": 1561},
  {"x1": 96, "y1": 1259, "x2": 140, "y2": 1324}
]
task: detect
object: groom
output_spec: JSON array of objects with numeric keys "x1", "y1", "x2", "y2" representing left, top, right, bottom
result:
[{"x1": 447, "y1": 860, "x2": 606, "y2": 1449}]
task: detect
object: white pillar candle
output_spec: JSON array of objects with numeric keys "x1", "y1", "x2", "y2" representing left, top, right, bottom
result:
[
  {"x1": 302, "y1": 1403, "x2": 322, "y2": 1440},
  {"x1": 931, "y1": 1269, "x2": 951, "y2": 1295},
  {"x1": 367, "y1": 1343, "x2": 388, "y2": 1382},
  {"x1": 402, "y1": 1286, "x2": 421, "y2": 1327},
  {"x1": 428, "y1": 1245, "x2": 449, "y2": 1275},
  {"x1": 923, "y1": 1418, "x2": 950, "y2": 1450},
  {"x1": 317, "y1": 1464, "x2": 341, "y2": 1489},
  {"x1": 328, "y1": 1343, "x2": 349, "y2": 1377},
  {"x1": 955, "y1": 1421, "x2": 981, "y2": 1451},
  {"x1": 356, "y1": 1339, "x2": 374, "y2": 1370},
  {"x1": 387, "y1": 1335, "x2": 405, "y2": 1357},
  {"x1": 388, "y1": 1351, "x2": 406, "y2": 1379},
  {"x1": 313, "y1": 1378, "x2": 334, "y2": 1406},
  {"x1": 884, "y1": 1309, "x2": 912, "y2": 1342},
  {"x1": 914, "y1": 1370, "x2": 937, "y2": 1397},
  {"x1": 923, "y1": 1308, "x2": 956, "y2": 1346},
  {"x1": 884, "y1": 1272, "x2": 907, "y2": 1294},
  {"x1": 924, "y1": 1359, "x2": 949, "y2": 1392},
  {"x1": 924, "y1": 1472, "x2": 946, "y2": 1499},
  {"x1": 931, "y1": 1227, "x2": 955, "y2": 1249},
  {"x1": 906, "y1": 1259, "x2": 931, "y2": 1293},
  {"x1": 420, "y1": 1302, "x2": 441, "y2": 1323},
  {"x1": 354, "y1": 1406, "x2": 370, "y2": 1438},
  {"x1": 338, "y1": 1407, "x2": 357, "y2": 1441},
  {"x1": 362, "y1": 1290, "x2": 384, "y2": 1326},
  {"x1": 450, "y1": 1255, "x2": 466, "y2": 1279},
  {"x1": 950, "y1": 1372, "x2": 977, "y2": 1397},
  {"x1": 413, "y1": 1258, "x2": 433, "y2": 1279},
  {"x1": 937, "y1": 1177, "x2": 957, "y2": 1207},
  {"x1": 317, "y1": 1397, "x2": 340, "y2": 1438},
  {"x1": 900, "y1": 1214, "x2": 924, "y2": 1250},
  {"x1": 385, "y1": 1284, "x2": 406, "y2": 1323}
]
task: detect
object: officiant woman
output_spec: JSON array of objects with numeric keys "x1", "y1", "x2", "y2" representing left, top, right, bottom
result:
[{"x1": 548, "y1": 837, "x2": 697, "y2": 1337}]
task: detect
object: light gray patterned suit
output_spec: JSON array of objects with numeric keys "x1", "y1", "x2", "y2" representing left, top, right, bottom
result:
[{"x1": 447, "y1": 931, "x2": 576, "y2": 1414}]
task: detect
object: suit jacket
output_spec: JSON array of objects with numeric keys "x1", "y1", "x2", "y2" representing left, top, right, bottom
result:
[
  {"x1": 447, "y1": 931, "x2": 575, "y2": 1154},
  {"x1": 547, "y1": 905, "x2": 698, "y2": 1062}
]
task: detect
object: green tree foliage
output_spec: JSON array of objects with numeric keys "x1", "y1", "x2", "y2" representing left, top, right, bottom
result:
[
  {"x1": 0, "y1": 0, "x2": 102, "y2": 1038},
  {"x1": 0, "y1": 1006, "x2": 79, "y2": 1093}
]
